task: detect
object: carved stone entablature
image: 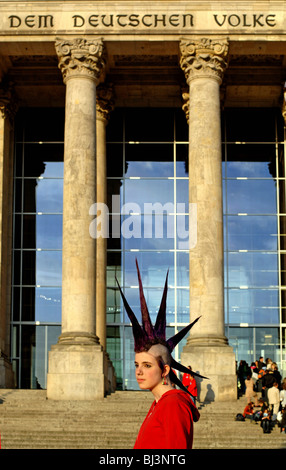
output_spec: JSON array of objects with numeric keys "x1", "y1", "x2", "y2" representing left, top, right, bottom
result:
[
  {"x1": 55, "y1": 37, "x2": 106, "y2": 84},
  {"x1": 179, "y1": 37, "x2": 229, "y2": 84},
  {"x1": 96, "y1": 83, "x2": 115, "y2": 123},
  {"x1": 0, "y1": 79, "x2": 18, "y2": 121}
]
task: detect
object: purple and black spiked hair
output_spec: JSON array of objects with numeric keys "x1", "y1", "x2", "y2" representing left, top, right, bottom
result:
[{"x1": 116, "y1": 259, "x2": 207, "y2": 395}]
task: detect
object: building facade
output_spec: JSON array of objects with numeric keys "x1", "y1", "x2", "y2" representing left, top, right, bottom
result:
[{"x1": 0, "y1": 0, "x2": 285, "y2": 401}]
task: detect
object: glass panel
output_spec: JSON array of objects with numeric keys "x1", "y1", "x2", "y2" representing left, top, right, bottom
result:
[
  {"x1": 23, "y1": 143, "x2": 64, "y2": 178},
  {"x1": 176, "y1": 252, "x2": 189, "y2": 286},
  {"x1": 176, "y1": 214, "x2": 190, "y2": 250},
  {"x1": 107, "y1": 252, "x2": 122, "y2": 287},
  {"x1": 125, "y1": 108, "x2": 174, "y2": 142},
  {"x1": 224, "y1": 108, "x2": 277, "y2": 143},
  {"x1": 176, "y1": 144, "x2": 188, "y2": 176},
  {"x1": 228, "y1": 327, "x2": 254, "y2": 364},
  {"x1": 177, "y1": 288, "x2": 189, "y2": 323},
  {"x1": 226, "y1": 215, "x2": 278, "y2": 251},
  {"x1": 124, "y1": 251, "x2": 174, "y2": 287},
  {"x1": 176, "y1": 179, "x2": 188, "y2": 205},
  {"x1": 226, "y1": 179, "x2": 277, "y2": 214},
  {"x1": 35, "y1": 251, "x2": 62, "y2": 286},
  {"x1": 124, "y1": 326, "x2": 139, "y2": 390},
  {"x1": 16, "y1": 108, "x2": 65, "y2": 143},
  {"x1": 227, "y1": 288, "x2": 279, "y2": 324},
  {"x1": 106, "y1": 108, "x2": 124, "y2": 142},
  {"x1": 227, "y1": 252, "x2": 279, "y2": 288},
  {"x1": 35, "y1": 288, "x2": 62, "y2": 322},
  {"x1": 123, "y1": 179, "x2": 174, "y2": 211},
  {"x1": 14, "y1": 179, "x2": 22, "y2": 213},
  {"x1": 20, "y1": 325, "x2": 37, "y2": 389},
  {"x1": 106, "y1": 326, "x2": 123, "y2": 389},
  {"x1": 23, "y1": 178, "x2": 63, "y2": 213},
  {"x1": 175, "y1": 109, "x2": 188, "y2": 142},
  {"x1": 125, "y1": 144, "x2": 173, "y2": 177},
  {"x1": 122, "y1": 287, "x2": 175, "y2": 324},
  {"x1": 22, "y1": 214, "x2": 63, "y2": 249},
  {"x1": 225, "y1": 144, "x2": 276, "y2": 178},
  {"x1": 106, "y1": 288, "x2": 122, "y2": 323},
  {"x1": 255, "y1": 328, "x2": 280, "y2": 368},
  {"x1": 12, "y1": 287, "x2": 20, "y2": 321},
  {"x1": 122, "y1": 215, "x2": 175, "y2": 250},
  {"x1": 106, "y1": 144, "x2": 123, "y2": 177}
]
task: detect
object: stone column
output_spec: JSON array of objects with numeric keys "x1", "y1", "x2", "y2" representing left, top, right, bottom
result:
[
  {"x1": 0, "y1": 80, "x2": 17, "y2": 388},
  {"x1": 96, "y1": 83, "x2": 114, "y2": 351},
  {"x1": 180, "y1": 38, "x2": 237, "y2": 401},
  {"x1": 47, "y1": 38, "x2": 114, "y2": 400}
]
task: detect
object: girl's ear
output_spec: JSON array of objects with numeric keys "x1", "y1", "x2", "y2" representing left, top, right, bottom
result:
[{"x1": 162, "y1": 364, "x2": 170, "y2": 377}]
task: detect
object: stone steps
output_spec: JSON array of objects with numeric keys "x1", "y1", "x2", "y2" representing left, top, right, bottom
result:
[{"x1": 0, "y1": 389, "x2": 286, "y2": 449}]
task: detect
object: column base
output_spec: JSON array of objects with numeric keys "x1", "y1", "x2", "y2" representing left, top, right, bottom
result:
[
  {"x1": 0, "y1": 354, "x2": 15, "y2": 388},
  {"x1": 46, "y1": 342, "x2": 116, "y2": 400},
  {"x1": 181, "y1": 343, "x2": 237, "y2": 402}
]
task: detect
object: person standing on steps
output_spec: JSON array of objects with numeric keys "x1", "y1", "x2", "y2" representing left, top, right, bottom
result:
[{"x1": 116, "y1": 260, "x2": 206, "y2": 449}]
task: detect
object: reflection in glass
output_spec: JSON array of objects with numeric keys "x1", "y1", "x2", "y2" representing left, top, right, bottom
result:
[
  {"x1": 19, "y1": 214, "x2": 63, "y2": 249},
  {"x1": 255, "y1": 327, "x2": 280, "y2": 364},
  {"x1": 226, "y1": 179, "x2": 277, "y2": 214},
  {"x1": 122, "y1": 214, "x2": 175, "y2": 250},
  {"x1": 225, "y1": 144, "x2": 275, "y2": 178},
  {"x1": 226, "y1": 215, "x2": 278, "y2": 251},
  {"x1": 122, "y1": 287, "x2": 175, "y2": 324},
  {"x1": 228, "y1": 327, "x2": 254, "y2": 365},
  {"x1": 176, "y1": 144, "x2": 188, "y2": 176},
  {"x1": 227, "y1": 288, "x2": 279, "y2": 324},
  {"x1": 23, "y1": 178, "x2": 63, "y2": 213},
  {"x1": 35, "y1": 251, "x2": 62, "y2": 286},
  {"x1": 23, "y1": 144, "x2": 64, "y2": 177},
  {"x1": 124, "y1": 251, "x2": 174, "y2": 287},
  {"x1": 125, "y1": 144, "x2": 173, "y2": 177},
  {"x1": 123, "y1": 179, "x2": 174, "y2": 210},
  {"x1": 227, "y1": 252, "x2": 278, "y2": 288}
]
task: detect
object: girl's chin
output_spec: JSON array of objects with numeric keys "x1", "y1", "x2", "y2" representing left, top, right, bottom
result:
[{"x1": 137, "y1": 381, "x2": 148, "y2": 389}]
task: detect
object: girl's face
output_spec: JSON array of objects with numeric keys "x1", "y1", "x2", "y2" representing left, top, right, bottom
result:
[{"x1": 134, "y1": 351, "x2": 163, "y2": 392}]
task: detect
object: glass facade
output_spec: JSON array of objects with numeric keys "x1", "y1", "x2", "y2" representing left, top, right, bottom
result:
[
  {"x1": 12, "y1": 108, "x2": 64, "y2": 388},
  {"x1": 11, "y1": 106, "x2": 286, "y2": 389},
  {"x1": 223, "y1": 109, "x2": 286, "y2": 377}
]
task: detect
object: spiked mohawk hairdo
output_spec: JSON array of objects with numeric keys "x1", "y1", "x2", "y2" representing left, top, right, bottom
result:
[{"x1": 116, "y1": 259, "x2": 207, "y2": 396}]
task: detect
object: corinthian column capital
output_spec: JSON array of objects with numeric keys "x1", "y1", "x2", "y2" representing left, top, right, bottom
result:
[
  {"x1": 55, "y1": 37, "x2": 106, "y2": 84},
  {"x1": 96, "y1": 83, "x2": 115, "y2": 123},
  {"x1": 180, "y1": 37, "x2": 229, "y2": 84}
]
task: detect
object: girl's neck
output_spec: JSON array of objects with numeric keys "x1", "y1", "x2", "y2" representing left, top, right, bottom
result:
[{"x1": 151, "y1": 383, "x2": 174, "y2": 402}]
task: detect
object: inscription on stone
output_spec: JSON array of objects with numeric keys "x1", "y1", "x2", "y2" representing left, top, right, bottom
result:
[{"x1": 0, "y1": 9, "x2": 281, "y2": 33}]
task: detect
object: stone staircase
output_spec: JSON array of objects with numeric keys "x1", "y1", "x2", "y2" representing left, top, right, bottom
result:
[{"x1": 0, "y1": 389, "x2": 285, "y2": 449}]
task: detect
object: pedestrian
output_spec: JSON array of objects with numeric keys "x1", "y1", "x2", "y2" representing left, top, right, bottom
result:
[
  {"x1": 245, "y1": 374, "x2": 259, "y2": 406},
  {"x1": 257, "y1": 357, "x2": 266, "y2": 370},
  {"x1": 271, "y1": 362, "x2": 282, "y2": 388},
  {"x1": 243, "y1": 402, "x2": 254, "y2": 421},
  {"x1": 280, "y1": 381, "x2": 286, "y2": 408},
  {"x1": 182, "y1": 366, "x2": 198, "y2": 405},
  {"x1": 280, "y1": 407, "x2": 286, "y2": 433},
  {"x1": 117, "y1": 260, "x2": 205, "y2": 449},
  {"x1": 268, "y1": 381, "x2": 280, "y2": 421},
  {"x1": 262, "y1": 368, "x2": 275, "y2": 404},
  {"x1": 260, "y1": 407, "x2": 271, "y2": 433}
]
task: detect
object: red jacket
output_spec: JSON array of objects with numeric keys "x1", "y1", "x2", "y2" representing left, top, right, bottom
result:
[
  {"x1": 134, "y1": 389, "x2": 200, "y2": 449},
  {"x1": 182, "y1": 373, "x2": 198, "y2": 397}
]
